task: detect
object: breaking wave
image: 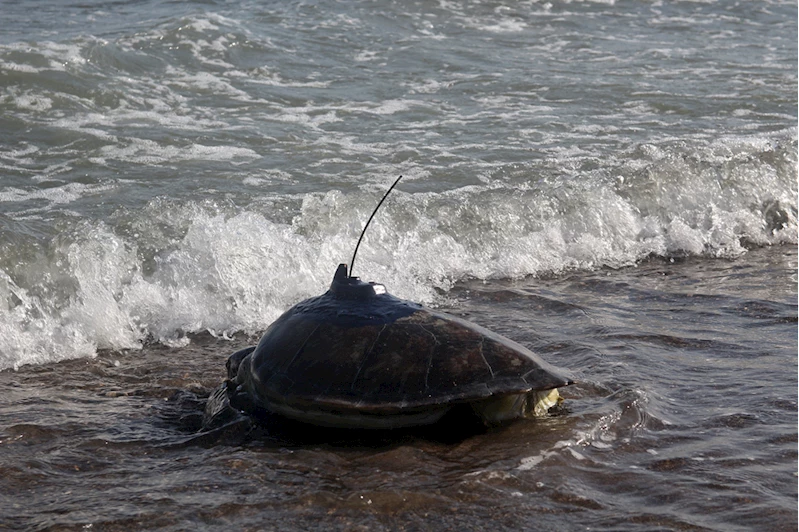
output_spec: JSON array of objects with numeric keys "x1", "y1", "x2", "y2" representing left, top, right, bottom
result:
[{"x1": 0, "y1": 130, "x2": 795, "y2": 370}]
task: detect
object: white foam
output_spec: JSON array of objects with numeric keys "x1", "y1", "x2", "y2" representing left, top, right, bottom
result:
[
  {"x1": 404, "y1": 79, "x2": 454, "y2": 94},
  {"x1": 47, "y1": 103, "x2": 231, "y2": 139},
  {"x1": 0, "y1": 270, "x2": 98, "y2": 370},
  {"x1": 0, "y1": 60, "x2": 42, "y2": 73},
  {"x1": 365, "y1": 99, "x2": 417, "y2": 116},
  {"x1": 354, "y1": 50, "x2": 380, "y2": 62},
  {"x1": 240, "y1": 69, "x2": 332, "y2": 88},
  {"x1": 0, "y1": 129, "x2": 795, "y2": 369},
  {"x1": 273, "y1": 107, "x2": 341, "y2": 128},
  {"x1": 94, "y1": 139, "x2": 259, "y2": 165},
  {"x1": 4, "y1": 87, "x2": 54, "y2": 112},
  {"x1": 460, "y1": 16, "x2": 527, "y2": 33},
  {"x1": 0, "y1": 182, "x2": 115, "y2": 206}
]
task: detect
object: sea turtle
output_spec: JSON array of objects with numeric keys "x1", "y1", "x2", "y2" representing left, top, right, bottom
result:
[
  {"x1": 203, "y1": 175, "x2": 573, "y2": 431},
  {"x1": 202, "y1": 263, "x2": 573, "y2": 430}
]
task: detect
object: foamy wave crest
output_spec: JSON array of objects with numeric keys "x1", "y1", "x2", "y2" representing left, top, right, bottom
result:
[{"x1": 0, "y1": 131, "x2": 795, "y2": 369}]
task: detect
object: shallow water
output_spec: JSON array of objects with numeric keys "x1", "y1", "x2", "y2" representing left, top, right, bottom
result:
[
  {"x1": 0, "y1": 0, "x2": 797, "y2": 529},
  {"x1": 2, "y1": 244, "x2": 795, "y2": 531},
  {"x1": 0, "y1": 0, "x2": 796, "y2": 370}
]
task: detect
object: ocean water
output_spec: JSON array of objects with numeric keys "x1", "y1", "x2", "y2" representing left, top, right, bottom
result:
[{"x1": 0, "y1": 0, "x2": 796, "y2": 530}]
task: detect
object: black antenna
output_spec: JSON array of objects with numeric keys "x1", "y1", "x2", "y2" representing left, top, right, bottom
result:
[{"x1": 348, "y1": 175, "x2": 403, "y2": 278}]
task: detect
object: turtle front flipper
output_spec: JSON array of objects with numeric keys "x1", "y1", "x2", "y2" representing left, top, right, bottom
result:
[
  {"x1": 202, "y1": 346, "x2": 258, "y2": 431},
  {"x1": 202, "y1": 380, "x2": 242, "y2": 430}
]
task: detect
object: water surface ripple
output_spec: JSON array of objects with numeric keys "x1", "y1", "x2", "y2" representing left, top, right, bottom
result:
[{"x1": 0, "y1": 0, "x2": 796, "y2": 530}]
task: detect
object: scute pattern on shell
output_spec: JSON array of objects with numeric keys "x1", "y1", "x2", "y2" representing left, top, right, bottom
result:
[{"x1": 244, "y1": 304, "x2": 571, "y2": 414}]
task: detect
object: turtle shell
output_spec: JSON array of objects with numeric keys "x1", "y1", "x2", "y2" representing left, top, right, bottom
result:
[{"x1": 232, "y1": 264, "x2": 573, "y2": 429}]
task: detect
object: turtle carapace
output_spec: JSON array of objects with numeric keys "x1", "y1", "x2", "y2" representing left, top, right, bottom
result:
[{"x1": 203, "y1": 264, "x2": 573, "y2": 430}]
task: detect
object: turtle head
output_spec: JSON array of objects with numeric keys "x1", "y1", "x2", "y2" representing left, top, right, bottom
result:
[{"x1": 330, "y1": 263, "x2": 387, "y2": 300}]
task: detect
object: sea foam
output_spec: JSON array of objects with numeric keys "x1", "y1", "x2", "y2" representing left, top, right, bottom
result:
[{"x1": 0, "y1": 129, "x2": 795, "y2": 370}]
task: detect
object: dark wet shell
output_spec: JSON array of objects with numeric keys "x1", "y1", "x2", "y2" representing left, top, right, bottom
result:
[{"x1": 238, "y1": 289, "x2": 572, "y2": 416}]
